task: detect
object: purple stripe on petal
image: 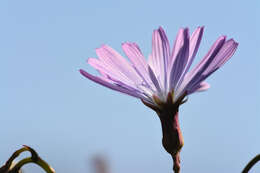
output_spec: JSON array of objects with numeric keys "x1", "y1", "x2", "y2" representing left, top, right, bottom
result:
[
  {"x1": 96, "y1": 45, "x2": 142, "y2": 84},
  {"x1": 189, "y1": 36, "x2": 226, "y2": 76},
  {"x1": 150, "y1": 27, "x2": 171, "y2": 90},
  {"x1": 184, "y1": 26, "x2": 204, "y2": 74},
  {"x1": 174, "y1": 27, "x2": 204, "y2": 91},
  {"x1": 187, "y1": 81, "x2": 210, "y2": 94},
  {"x1": 170, "y1": 28, "x2": 185, "y2": 64},
  {"x1": 204, "y1": 39, "x2": 238, "y2": 74},
  {"x1": 148, "y1": 54, "x2": 156, "y2": 73},
  {"x1": 185, "y1": 36, "x2": 226, "y2": 89},
  {"x1": 79, "y1": 69, "x2": 147, "y2": 100},
  {"x1": 187, "y1": 39, "x2": 238, "y2": 89},
  {"x1": 88, "y1": 58, "x2": 136, "y2": 87},
  {"x1": 122, "y1": 42, "x2": 157, "y2": 92},
  {"x1": 122, "y1": 43, "x2": 150, "y2": 80},
  {"x1": 175, "y1": 36, "x2": 226, "y2": 99},
  {"x1": 158, "y1": 27, "x2": 171, "y2": 73},
  {"x1": 148, "y1": 66, "x2": 162, "y2": 94},
  {"x1": 168, "y1": 28, "x2": 190, "y2": 90},
  {"x1": 122, "y1": 42, "x2": 147, "y2": 70},
  {"x1": 158, "y1": 27, "x2": 171, "y2": 92}
]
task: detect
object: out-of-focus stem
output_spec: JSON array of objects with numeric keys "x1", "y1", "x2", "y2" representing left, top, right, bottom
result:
[
  {"x1": 93, "y1": 156, "x2": 109, "y2": 173},
  {"x1": 0, "y1": 146, "x2": 55, "y2": 173},
  {"x1": 0, "y1": 148, "x2": 28, "y2": 173},
  {"x1": 242, "y1": 154, "x2": 260, "y2": 173},
  {"x1": 9, "y1": 157, "x2": 55, "y2": 173}
]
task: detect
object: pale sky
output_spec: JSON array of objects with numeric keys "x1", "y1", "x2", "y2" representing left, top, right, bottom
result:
[{"x1": 1, "y1": 0, "x2": 259, "y2": 173}]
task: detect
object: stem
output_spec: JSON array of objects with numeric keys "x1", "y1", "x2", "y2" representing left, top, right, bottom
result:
[
  {"x1": 142, "y1": 92, "x2": 187, "y2": 173},
  {"x1": 242, "y1": 154, "x2": 260, "y2": 173},
  {"x1": 159, "y1": 112, "x2": 183, "y2": 155},
  {"x1": 1, "y1": 146, "x2": 55, "y2": 173},
  {"x1": 172, "y1": 153, "x2": 180, "y2": 173},
  {"x1": 0, "y1": 147, "x2": 28, "y2": 172},
  {"x1": 158, "y1": 110, "x2": 184, "y2": 173},
  {"x1": 9, "y1": 157, "x2": 55, "y2": 173}
]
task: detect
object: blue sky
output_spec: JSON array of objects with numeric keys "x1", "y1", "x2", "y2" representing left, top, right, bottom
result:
[{"x1": 1, "y1": 0, "x2": 259, "y2": 173}]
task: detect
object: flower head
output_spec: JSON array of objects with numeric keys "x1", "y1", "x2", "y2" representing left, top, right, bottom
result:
[
  {"x1": 80, "y1": 26, "x2": 238, "y2": 109},
  {"x1": 80, "y1": 26, "x2": 238, "y2": 173}
]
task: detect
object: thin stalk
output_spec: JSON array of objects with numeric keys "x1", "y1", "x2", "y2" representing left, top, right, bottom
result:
[
  {"x1": 242, "y1": 154, "x2": 260, "y2": 173},
  {"x1": 9, "y1": 157, "x2": 55, "y2": 173}
]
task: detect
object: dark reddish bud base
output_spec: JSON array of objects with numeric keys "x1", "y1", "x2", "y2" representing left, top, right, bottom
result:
[
  {"x1": 142, "y1": 92, "x2": 187, "y2": 173},
  {"x1": 158, "y1": 109, "x2": 183, "y2": 173}
]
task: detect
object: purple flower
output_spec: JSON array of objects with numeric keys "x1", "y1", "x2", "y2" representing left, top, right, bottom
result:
[
  {"x1": 79, "y1": 26, "x2": 238, "y2": 173},
  {"x1": 80, "y1": 26, "x2": 238, "y2": 108}
]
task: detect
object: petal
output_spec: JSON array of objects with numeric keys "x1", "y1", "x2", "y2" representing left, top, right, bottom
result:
[
  {"x1": 203, "y1": 39, "x2": 238, "y2": 75},
  {"x1": 185, "y1": 36, "x2": 226, "y2": 89},
  {"x1": 158, "y1": 27, "x2": 171, "y2": 70},
  {"x1": 170, "y1": 28, "x2": 186, "y2": 62},
  {"x1": 88, "y1": 58, "x2": 136, "y2": 87},
  {"x1": 148, "y1": 66, "x2": 162, "y2": 96},
  {"x1": 174, "y1": 27, "x2": 204, "y2": 91},
  {"x1": 122, "y1": 42, "x2": 147, "y2": 68},
  {"x1": 184, "y1": 26, "x2": 204, "y2": 74},
  {"x1": 188, "y1": 39, "x2": 238, "y2": 89},
  {"x1": 79, "y1": 69, "x2": 148, "y2": 100},
  {"x1": 175, "y1": 36, "x2": 226, "y2": 99},
  {"x1": 96, "y1": 45, "x2": 142, "y2": 84},
  {"x1": 168, "y1": 28, "x2": 190, "y2": 90},
  {"x1": 187, "y1": 81, "x2": 210, "y2": 94},
  {"x1": 150, "y1": 27, "x2": 171, "y2": 89},
  {"x1": 121, "y1": 42, "x2": 152, "y2": 86}
]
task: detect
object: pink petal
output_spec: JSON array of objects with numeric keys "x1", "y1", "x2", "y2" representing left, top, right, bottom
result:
[
  {"x1": 188, "y1": 39, "x2": 238, "y2": 89},
  {"x1": 148, "y1": 66, "x2": 162, "y2": 95},
  {"x1": 168, "y1": 28, "x2": 190, "y2": 90},
  {"x1": 174, "y1": 27, "x2": 204, "y2": 91},
  {"x1": 175, "y1": 36, "x2": 226, "y2": 99},
  {"x1": 187, "y1": 81, "x2": 210, "y2": 94},
  {"x1": 185, "y1": 36, "x2": 226, "y2": 89},
  {"x1": 79, "y1": 69, "x2": 147, "y2": 100},
  {"x1": 203, "y1": 39, "x2": 238, "y2": 75},
  {"x1": 184, "y1": 26, "x2": 204, "y2": 74},
  {"x1": 88, "y1": 58, "x2": 135, "y2": 87},
  {"x1": 150, "y1": 27, "x2": 171, "y2": 89},
  {"x1": 122, "y1": 42, "x2": 147, "y2": 71},
  {"x1": 122, "y1": 43, "x2": 152, "y2": 86},
  {"x1": 96, "y1": 45, "x2": 142, "y2": 84}
]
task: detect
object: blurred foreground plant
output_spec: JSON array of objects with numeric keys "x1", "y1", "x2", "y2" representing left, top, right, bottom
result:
[
  {"x1": 242, "y1": 154, "x2": 260, "y2": 173},
  {"x1": 0, "y1": 145, "x2": 55, "y2": 173},
  {"x1": 92, "y1": 156, "x2": 110, "y2": 173}
]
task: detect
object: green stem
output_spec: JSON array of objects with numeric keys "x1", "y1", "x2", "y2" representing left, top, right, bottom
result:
[
  {"x1": 242, "y1": 154, "x2": 260, "y2": 173},
  {"x1": 9, "y1": 157, "x2": 55, "y2": 173},
  {"x1": 0, "y1": 147, "x2": 28, "y2": 172}
]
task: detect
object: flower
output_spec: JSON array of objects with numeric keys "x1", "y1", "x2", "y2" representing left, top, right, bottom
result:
[
  {"x1": 79, "y1": 26, "x2": 238, "y2": 172},
  {"x1": 80, "y1": 26, "x2": 238, "y2": 108}
]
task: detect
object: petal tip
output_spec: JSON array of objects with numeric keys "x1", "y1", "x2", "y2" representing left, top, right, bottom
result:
[
  {"x1": 198, "y1": 26, "x2": 205, "y2": 33},
  {"x1": 231, "y1": 39, "x2": 239, "y2": 46},
  {"x1": 121, "y1": 42, "x2": 131, "y2": 47},
  {"x1": 226, "y1": 38, "x2": 239, "y2": 48},
  {"x1": 96, "y1": 44, "x2": 107, "y2": 50},
  {"x1": 87, "y1": 58, "x2": 92, "y2": 64},
  {"x1": 79, "y1": 69, "x2": 86, "y2": 75},
  {"x1": 199, "y1": 25, "x2": 205, "y2": 30},
  {"x1": 158, "y1": 26, "x2": 165, "y2": 31}
]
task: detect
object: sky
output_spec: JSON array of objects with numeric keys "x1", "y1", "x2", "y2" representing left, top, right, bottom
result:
[{"x1": 0, "y1": 0, "x2": 259, "y2": 173}]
